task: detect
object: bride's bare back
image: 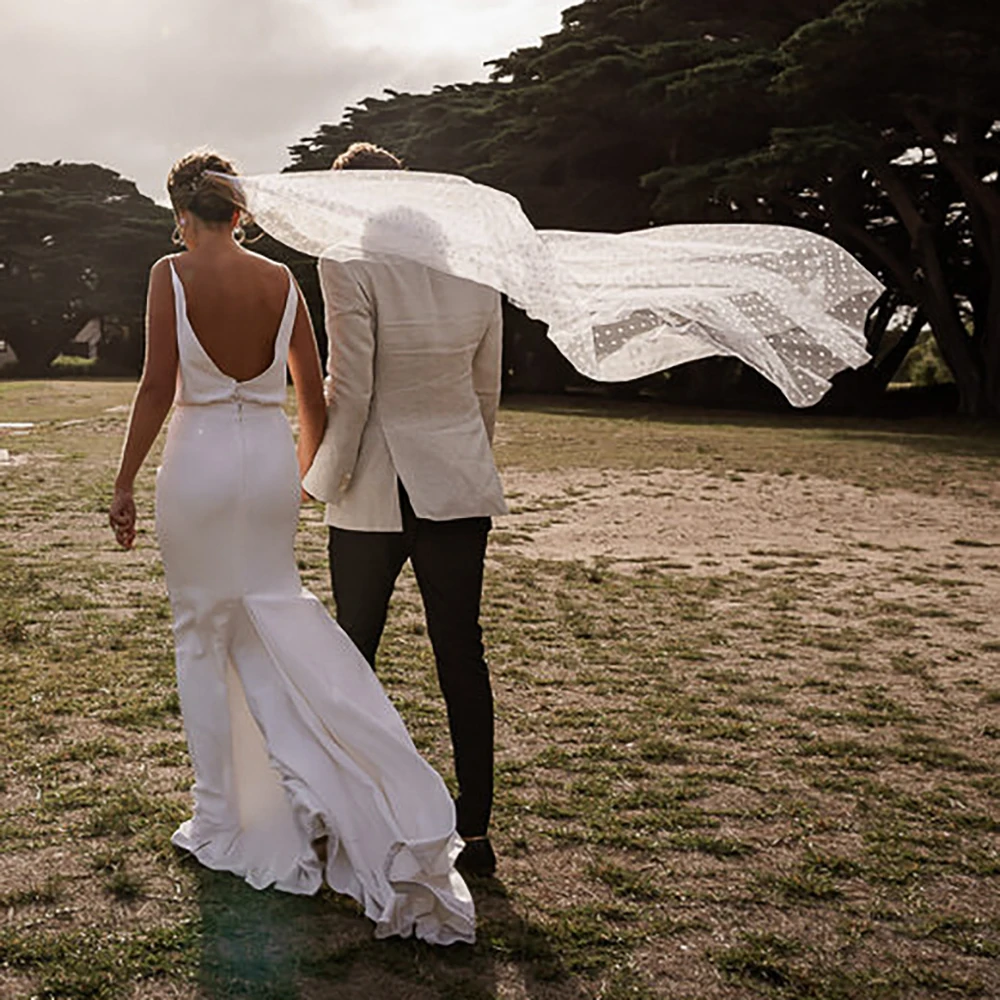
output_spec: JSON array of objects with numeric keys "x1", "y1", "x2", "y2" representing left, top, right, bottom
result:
[{"x1": 171, "y1": 249, "x2": 292, "y2": 383}]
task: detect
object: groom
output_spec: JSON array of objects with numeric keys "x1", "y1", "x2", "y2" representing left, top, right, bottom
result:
[{"x1": 303, "y1": 142, "x2": 507, "y2": 877}]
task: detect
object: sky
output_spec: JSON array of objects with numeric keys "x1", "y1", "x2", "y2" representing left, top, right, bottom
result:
[{"x1": 0, "y1": 0, "x2": 569, "y2": 202}]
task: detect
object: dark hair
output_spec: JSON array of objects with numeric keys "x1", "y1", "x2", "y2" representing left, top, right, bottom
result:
[
  {"x1": 167, "y1": 150, "x2": 247, "y2": 224},
  {"x1": 332, "y1": 142, "x2": 404, "y2": 171}
]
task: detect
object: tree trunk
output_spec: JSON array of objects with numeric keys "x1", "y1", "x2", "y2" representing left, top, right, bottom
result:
[
  {"x1": 821, "y1": 298, "x2": 926, "y2": 413},
  {"x1": 905, "y1": 109, "x2": 1000, "y2": 416},
  {"x1": 5, "y1": 337, "x2": 59, "y2": 376},
  {"x1": 872, "y1": 161, "x2": 987, "y2": 415},
  {"x1": 984, "y1": 229, "x2": 1000, "y2": 415},
  {"x1": 874, "y1": 306, "x2": 925, "y2": 386},
  {"x1": 6, "y1": 315, "x2": 82, "y2": 376},
  {"x1": 919, "y1": 300, "x2": 982, "y2": 415},
  {"x1": 913, "y1": 226, "x2": 984, "y2": 415}
]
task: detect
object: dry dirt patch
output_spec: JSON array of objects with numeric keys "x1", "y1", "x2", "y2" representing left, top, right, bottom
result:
[{"x1": 501, "y1": 465, "x2": 1000, "y2": 577}]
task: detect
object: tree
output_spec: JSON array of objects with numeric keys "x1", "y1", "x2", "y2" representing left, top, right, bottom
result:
[
  {"x1": 287, "y1": 0, "x2": 1000, "y2": 413},
  {"x1": 645, "y1": 0, "x2": 1000, "y2": 414},
  {"x1": 285, "y1": 1, "x2": 853, "y2": 398},
  {"x1": 0, "y1": 162, "x2": 172, "y2": 374},
  {"x1": 781, "y1": 0, "x2": 1000, "y2": 415},
  {"x1": 481, "y1": 0, "x2": 842, "y2": 229}
]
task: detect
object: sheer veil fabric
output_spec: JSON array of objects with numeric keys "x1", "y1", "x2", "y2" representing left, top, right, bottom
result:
[{"x1": 227, "y1": 169, "x2": 884, "y2": 407}]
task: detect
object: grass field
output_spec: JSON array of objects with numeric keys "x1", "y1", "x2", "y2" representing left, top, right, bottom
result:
[{"x1": 1, "y1": 380, "x2": 999, "y2": 1000}]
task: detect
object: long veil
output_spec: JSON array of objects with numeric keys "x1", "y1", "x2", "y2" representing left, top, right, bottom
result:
[{"x1": 229, "y1": 170, "x2": 883, "y2": 407}]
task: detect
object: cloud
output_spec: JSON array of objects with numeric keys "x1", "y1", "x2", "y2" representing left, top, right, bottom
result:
[
  {"x1": 0, "y1": 0, "x2": 566, "y2": 201},
  {"x1": 330, "y1": 0, "x2": 566, "y2": 57}
]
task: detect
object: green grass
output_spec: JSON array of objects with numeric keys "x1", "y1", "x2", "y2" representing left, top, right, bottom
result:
[
  {"x1": 0, "y1": 382, "x2": 998, "y2": 998},
  {"x1": 495, "y1": 396, "x2": 1000, "y2": 497}
]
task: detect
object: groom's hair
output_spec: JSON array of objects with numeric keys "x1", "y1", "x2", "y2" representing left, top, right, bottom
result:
[{"x1": 332, "y1": 142, "x2": 404, "y2": 171}]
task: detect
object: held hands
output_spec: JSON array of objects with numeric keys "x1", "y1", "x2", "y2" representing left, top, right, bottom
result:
[{"x1": 109, "y1": 486, "x2": 137, "y2": 550}]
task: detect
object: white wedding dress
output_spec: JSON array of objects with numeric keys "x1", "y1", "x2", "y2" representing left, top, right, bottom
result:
[{"x1": 153, "y1": 259, "x2": 475, "y2": 945}]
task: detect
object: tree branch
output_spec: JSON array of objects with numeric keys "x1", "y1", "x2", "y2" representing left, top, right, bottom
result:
[
  {"x1": 874, "y1": 307, "x2": 925, "y2": 383},
  {"x1": 905, "y1": 106, "x2": 1000, "y2": 223}
]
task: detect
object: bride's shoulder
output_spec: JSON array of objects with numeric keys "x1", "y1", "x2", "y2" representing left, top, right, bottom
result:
[
  {"x1": 238, "y1": 249, "x2": 288, "y2": 283},
  {"x1": 237, "y1": 250, "x2": 293, "y2": 299},
  {"x1": 239, "y1": 248, "x2": 287, "y2": 274},
  {"x1": 147, "y1": 254, "x2": 179, "y2": 283}
]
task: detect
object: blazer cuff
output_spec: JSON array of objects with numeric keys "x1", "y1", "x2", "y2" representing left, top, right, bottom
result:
[{"x1": 302, "y1": 427, "x2": 354, "y2": 503}]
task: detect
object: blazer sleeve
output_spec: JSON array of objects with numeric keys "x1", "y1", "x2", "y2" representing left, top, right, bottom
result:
[
  {"x1": 472, "y1": 292, "x2": 503, "y2": 444},
  {"x1": 301, "y1": 259, "x2": 375, "y2": 502}
]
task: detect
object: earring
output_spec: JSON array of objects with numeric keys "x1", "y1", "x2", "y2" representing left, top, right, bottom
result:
[
  {"x1": 171, "y1": 225, "x2": 185, "y2": 246},
  {"x1": 233, "y1": 225, "x2": 246, "y2": 245}
]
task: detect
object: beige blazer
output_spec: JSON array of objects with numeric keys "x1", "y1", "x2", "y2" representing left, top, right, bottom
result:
[{"x1": 302, "y1": 258, "x2": 508, "y2": 531}]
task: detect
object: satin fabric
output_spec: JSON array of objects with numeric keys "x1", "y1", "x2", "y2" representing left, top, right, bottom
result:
[{"x1": 153, "y1": 258, "x2": 475, "y2": 944}]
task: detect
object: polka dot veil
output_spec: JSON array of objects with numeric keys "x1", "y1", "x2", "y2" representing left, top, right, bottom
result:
[{"x1": 231, "y1": 170, "x2": 883, "y2": 407}]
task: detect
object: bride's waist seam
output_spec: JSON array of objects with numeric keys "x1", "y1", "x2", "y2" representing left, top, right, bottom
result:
[{"x1": 174, "y1": 400, "x2": 283, "y2": 409}]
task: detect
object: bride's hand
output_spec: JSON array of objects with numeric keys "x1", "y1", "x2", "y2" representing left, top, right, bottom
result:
[{"x1": 109, "y1": 486, "x2": 137, "y2": 550}]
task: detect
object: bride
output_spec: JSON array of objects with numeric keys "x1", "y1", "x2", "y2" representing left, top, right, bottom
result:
[{"x1": 108, "y1": 150, "x2": 475, "y2": 945}]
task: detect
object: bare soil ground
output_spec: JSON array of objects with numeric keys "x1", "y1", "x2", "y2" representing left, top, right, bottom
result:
[{"x1": 1, "y1": 382, "x2": 999, "y2": 1000}]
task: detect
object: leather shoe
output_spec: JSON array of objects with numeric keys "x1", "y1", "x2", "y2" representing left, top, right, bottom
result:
[{"x1": 456, "y1": 836, "x2": 496, "y2": 877}]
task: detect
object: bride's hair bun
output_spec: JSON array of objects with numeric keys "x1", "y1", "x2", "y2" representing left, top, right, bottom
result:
[{"x1": 167, "y1": 150, "x2": 248, "y2": 224}]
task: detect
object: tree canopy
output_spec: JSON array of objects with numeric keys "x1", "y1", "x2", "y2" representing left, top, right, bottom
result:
[
  {"x1": 2, "y1": 1, "x2": 997, "y2": 411},
  {"x1": 656, "y1": 0, "x2": 1000, "y2": 414},
  {"x1": 289, "y1": 0, "x2": 1000, "y2": 413},
  {"x1": 0, "y1": 162, "x2": 172, "y2": 373}
]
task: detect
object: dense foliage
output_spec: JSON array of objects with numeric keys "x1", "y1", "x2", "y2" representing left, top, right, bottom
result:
[
  {"x1": 290, "y1": 0, "x2": 1000, "y2": 414},
  {"x1": 2, "y1": 1, "x2": 997, "y2": 413},
  {"x1": 0, "y1": 163, "x2": 172, "y2": 373}
]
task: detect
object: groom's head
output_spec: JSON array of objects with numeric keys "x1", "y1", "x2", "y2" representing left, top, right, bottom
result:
[{"x1": 332, "y1": 142, "x2": 404, "y2": 171}]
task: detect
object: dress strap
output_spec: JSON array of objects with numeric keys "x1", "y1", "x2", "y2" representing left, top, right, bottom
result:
[
  {"x1": 276, "y1": 264, "x2": 298, "y2": 347},
  {"x1": 167, "y1": 258, "x2": 187, "y2": 348}
]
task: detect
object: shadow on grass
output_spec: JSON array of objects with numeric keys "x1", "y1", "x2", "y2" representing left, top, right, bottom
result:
[
  {"x1": 192, "y1": 864, "x2": 585, "y2": 1000},
  {"x1": 503, "y1": 394, "x2": 1000, "y2": 458}
]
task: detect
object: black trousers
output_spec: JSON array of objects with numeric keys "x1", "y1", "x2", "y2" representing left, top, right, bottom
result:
[{"x1": 328, "y1": 484, "x2": 494, "y2": 838}]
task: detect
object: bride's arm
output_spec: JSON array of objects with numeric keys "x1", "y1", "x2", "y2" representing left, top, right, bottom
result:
[
  {"x1": 109, "y1": 259, "x2": 178, "y2": 549},
  {"x1": 287, "y1": 279, "x2": 326, "y2": 487}
]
